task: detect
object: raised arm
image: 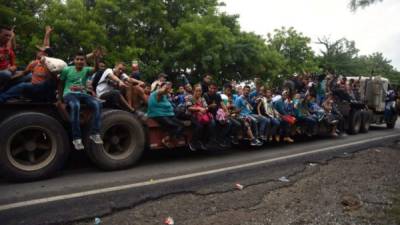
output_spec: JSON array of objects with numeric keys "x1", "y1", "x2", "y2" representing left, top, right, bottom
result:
[{"x1": 43, "y1": 26, "x2": 53, "y2": 48}]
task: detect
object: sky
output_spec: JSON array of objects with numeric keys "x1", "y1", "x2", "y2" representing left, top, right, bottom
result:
[{"x1": 220, "y1": 0, "x2": 400, "y2": 70}]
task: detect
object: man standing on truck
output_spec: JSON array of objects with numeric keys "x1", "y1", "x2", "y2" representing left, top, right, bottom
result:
[
  {"x1": 0, "y1": 26, "x2": 17, "y2": 91},
  {"x1": 200, "y1": 73, "x2": 212, "y2": 94},
  {"x1": 59, "y1": 51, "x2": 103, "y2": 150}
]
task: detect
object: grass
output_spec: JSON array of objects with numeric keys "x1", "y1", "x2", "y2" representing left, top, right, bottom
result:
[{"x1": 388, "y1": 190, "x2": 400, "y2": 224}]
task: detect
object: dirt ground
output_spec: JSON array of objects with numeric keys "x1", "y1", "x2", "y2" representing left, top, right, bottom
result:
[{"x1": 74, "y1": 145, "x2": 400, "y2": 225}]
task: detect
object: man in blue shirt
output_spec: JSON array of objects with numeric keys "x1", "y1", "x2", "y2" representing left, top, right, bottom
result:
[
  {"x1": 235, "y1": 85, "x2": 268, "y2": 145},
  {"x1": 249, "y1": 77, "x2": 262, "y2": 107}
]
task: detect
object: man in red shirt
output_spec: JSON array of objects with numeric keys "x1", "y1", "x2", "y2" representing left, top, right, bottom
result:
[{"x1": 0, "y1": 26, "x2": 16, "y2": 90}]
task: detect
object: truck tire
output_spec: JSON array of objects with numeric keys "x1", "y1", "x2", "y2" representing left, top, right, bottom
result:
[
  {"x1": 360, "y1": 111, "x2": 371, "y2": 133},
  {"x1": 348, "y1": 110, "x2": 362, "y2": 134},
  {"x1": 0, "y1": 112, "x2": 69, "y2": 181},
  {"x1": 85, "y1": 110, "x2": 145, "y2": 170}
]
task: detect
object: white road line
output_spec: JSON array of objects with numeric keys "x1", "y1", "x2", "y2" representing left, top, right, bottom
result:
[{"x1": 0, "y1": 133, "x2": 399, "y2": 212}]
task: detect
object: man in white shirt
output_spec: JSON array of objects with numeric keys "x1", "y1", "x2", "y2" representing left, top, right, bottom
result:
[
  {"x1": 96, "y1": 62, "x2": 144, "y2": 112},
  {"x1": 151, "y1": 73, "x2": 167, "y2": 92}
]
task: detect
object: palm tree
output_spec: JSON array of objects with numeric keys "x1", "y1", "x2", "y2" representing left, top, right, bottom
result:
[{"x1": 350, "y1": 0, "x2": 384, "y2": 11}]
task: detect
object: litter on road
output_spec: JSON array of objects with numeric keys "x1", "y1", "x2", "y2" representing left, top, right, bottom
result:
[
  {"x1": 278, "y1": 176, "x2": 290, "y2": 182},
  {"x1": 164, "y1": 216, "x2": 175, "y2": 225},
  {"x1": 94, "y1": 217, "x2": 101, "y2": 225},
  {"x1": 235, "y1": 183, "x2": 244, "y2": 190}
]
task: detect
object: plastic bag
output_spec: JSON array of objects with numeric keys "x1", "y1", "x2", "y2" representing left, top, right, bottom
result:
[{"x1": 41, "y1": 56, "x2": 67, "y2": 73}]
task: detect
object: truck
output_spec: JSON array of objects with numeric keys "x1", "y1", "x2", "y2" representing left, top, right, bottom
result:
[
  {"x1": 338, "y1": 76, "x2": 398, "y2": 134},
  {"x1": 0, "y1": 76, "x2": 396, "y2": 182}
]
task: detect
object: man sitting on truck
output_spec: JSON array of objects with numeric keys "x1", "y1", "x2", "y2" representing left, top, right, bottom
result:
[
  {"x1": 59, "y1": 51, "x2": 103, "y2": 150},
  {"x1": 96, "y1": 62, "x2": 147, "y2": 120},
  {"x1": 203, "y1": 82, "x2": 232, "y2": 147},
  {"x1": 0, "y1": 26, "x2": 56, "y2": 103},
  {"x1": 234, "y1": 85, "x2": 266, "y2": 146}
]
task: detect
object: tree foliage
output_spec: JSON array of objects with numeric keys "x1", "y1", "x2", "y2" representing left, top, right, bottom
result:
[
  {"x1": 317, "y1": 37, "x2": 359, "y2": 74},
  {"x1": 0, "y1": 0, "x2": 398, "y2": 85},
  {"x1": 267, "y1": 27, "x2": 318, "y2": 77},
  {"x1": 350, "y1": 0, "x2": 384, "y2": 11}
]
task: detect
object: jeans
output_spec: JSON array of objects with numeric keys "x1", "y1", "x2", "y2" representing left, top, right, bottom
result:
[
  {"x1": 64, "y1": 93, "x2": 102, "y2": 140},
  {"x1": 251, "y1": 114, "x2": 269, "y2": 138},
  {"x1": 228, "y1": 118, "x2": 242, "y2": 138},
  {"x1": 153, "y1": 116, "x2": 184, "y2": 139},
  {"x1": 240, "y1": 115, "x2": 259, "y2": 137},
  {"x1": 0, "y1": 79, "x2": 56, "y2": 103},
  {"x1": 297, "y1": 116, "x2": 318, "y2": 134},
  {"x1": 100, "y1": 90, "x2": 131, "y2": 111},
  {"x1": 0, "y1": 70, "x2": 12, "y2": 89},
  {"x1": 191, "y1": 118, "x2": 216, "y2": 144},
  {"x1": 279, "y1": 119, "x2": 290, "y2": 137},
  {"x1": 267, "y1": 117, "x2": 280, "y2": 137},
  {"x1": 215, "y1": 119, "x2": 232, "y2": 143}
]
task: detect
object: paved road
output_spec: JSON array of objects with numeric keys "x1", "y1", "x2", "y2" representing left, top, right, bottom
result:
[{"x1": 0, "y1": 125, "x2": 399, "y2": 225}]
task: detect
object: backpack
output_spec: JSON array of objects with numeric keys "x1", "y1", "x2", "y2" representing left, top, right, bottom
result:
[{"x1": 91, "y1": 69, "x2": 105, "y2": 91}]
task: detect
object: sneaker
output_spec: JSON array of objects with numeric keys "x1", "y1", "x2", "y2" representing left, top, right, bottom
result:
[
  {"x1": 188, "y1": 142, "x2": 197, "y2": 152},
  {"x1": 219, "y1": 142, "x2": 230, "y2": 149},
  {"x1": 72, "y1": 139, "x2": 85, "y2": 150},
  {"x1": 135, "y1": 111, "x2": 148, "y2": 122},
  {"x1": 283, "y1": 137, "x2": 294, "y2": 143},
  {"x1": 200, "y1": 142, "x2": 208, "y2": 151},
  {"x1": 250, "y1": 138, "x2": 263, "y2": 146},
  {"x1": 89, "y1": 134, "x2": 104, "y2": 144},
  {"x1": 231, "y1": 137, "x2": 239, "y2": 145}
]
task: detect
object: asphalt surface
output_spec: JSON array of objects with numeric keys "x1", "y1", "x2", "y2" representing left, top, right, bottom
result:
[{"x1": 0, "y1": 125, "x2": 399, "y2": 225}]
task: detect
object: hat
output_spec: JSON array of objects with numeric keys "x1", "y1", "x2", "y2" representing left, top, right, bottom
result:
[{"x1": 43, "y1": 47, "x2": 54, "y2": 57}]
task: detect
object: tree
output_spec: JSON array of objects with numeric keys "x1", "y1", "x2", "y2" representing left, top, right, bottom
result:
[
  {"x1": 349, "y1": 0, "x2": 384, "y2": 11},
  {"x1": 317, "y1": 37, "x2": 360, "y2": 75},
  {"x1": 267, "y1": 27, "x2": 318, "y2": 77}
]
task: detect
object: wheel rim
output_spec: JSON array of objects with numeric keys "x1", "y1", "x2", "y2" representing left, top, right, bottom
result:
[
  {"x1": 6, "y1": 126, "x2": 57, "y2": 171},
  {"x1": 354, "y1": 117, "x2": 361, "y2": 132},
  {"x1": 102, "y1": 123, "x2": 136, "y2": 160},
  {"x1": 364, "y1": 117, "x2": 370, "y2": 130}
]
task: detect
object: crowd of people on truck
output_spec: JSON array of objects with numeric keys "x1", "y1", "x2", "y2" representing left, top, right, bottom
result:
[{"x1": 0, "y1": 25, "x2": 368, "y2": 151}]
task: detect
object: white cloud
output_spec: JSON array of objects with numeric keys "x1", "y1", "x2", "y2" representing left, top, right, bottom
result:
[{"x1": 220, "y1": 0, "x2": 400, "y2": 70}]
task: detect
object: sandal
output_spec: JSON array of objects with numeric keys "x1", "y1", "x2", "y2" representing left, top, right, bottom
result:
[{"x1": 161, "y1": 137, "x2": 173, "y2": 149}]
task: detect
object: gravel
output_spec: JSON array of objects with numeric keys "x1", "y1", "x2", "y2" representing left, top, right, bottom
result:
[{"x1": 73, "y1": 145, "x2": 400, "y2": 225}]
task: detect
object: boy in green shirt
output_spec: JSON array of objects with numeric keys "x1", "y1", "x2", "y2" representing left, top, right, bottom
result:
[{"x1": 59, "y1": 51, "x2": 103, "y2": 150}]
